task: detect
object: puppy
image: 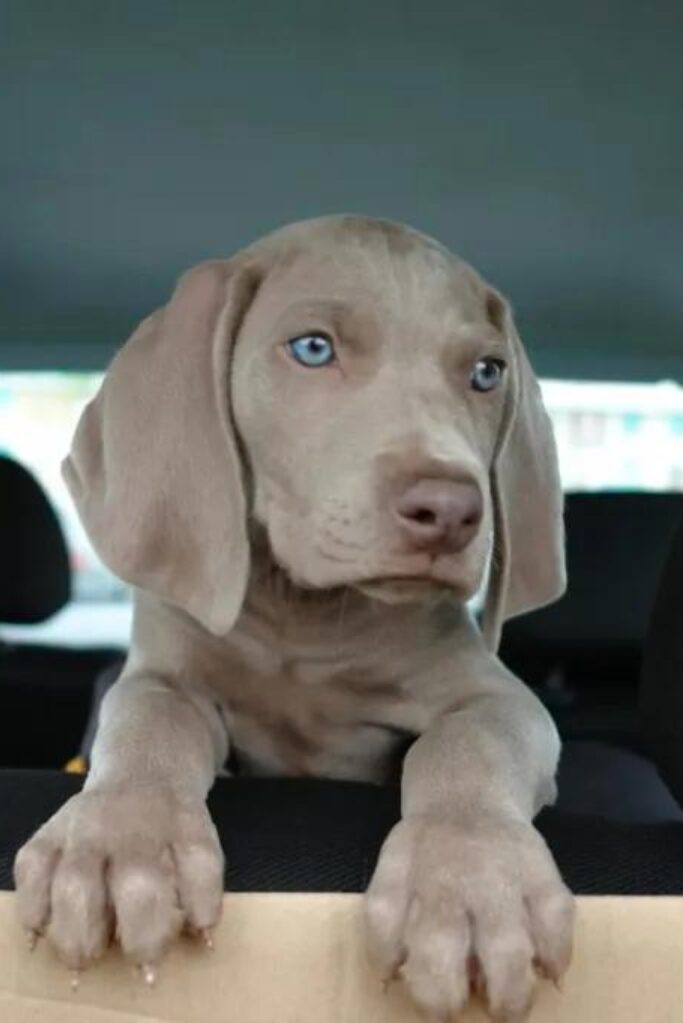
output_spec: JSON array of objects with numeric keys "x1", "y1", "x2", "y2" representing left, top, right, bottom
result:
[{"x1": 15, "y1": 216, "x2": 573, "y2": 1020}]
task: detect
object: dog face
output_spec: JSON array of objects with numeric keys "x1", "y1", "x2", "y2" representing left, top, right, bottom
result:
[
  {"x1": 63, "y1": 216, "x2": 565, "y2": 646},
  {"x1": 232, "y1": 220, "x2": 510, "y2": 606}
]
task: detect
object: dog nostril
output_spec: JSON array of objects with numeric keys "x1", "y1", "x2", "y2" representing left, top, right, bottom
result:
[{"x1": 412, "y1": 507, "x2": 437, "y2": 526}]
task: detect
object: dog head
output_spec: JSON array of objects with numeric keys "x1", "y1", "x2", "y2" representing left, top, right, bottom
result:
[{"x1": 64, "y1": 216, "x2": 565, "y2": 648}]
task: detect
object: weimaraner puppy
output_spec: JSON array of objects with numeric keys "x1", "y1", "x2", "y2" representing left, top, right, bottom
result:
[{"x1": 14, "y1": 216, "x2": 573, "y2": 1020}]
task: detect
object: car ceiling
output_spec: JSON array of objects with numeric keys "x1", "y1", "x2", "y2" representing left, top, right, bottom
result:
[{"x1": 1, "y1": 0, "x2": 682, "y2": 380}]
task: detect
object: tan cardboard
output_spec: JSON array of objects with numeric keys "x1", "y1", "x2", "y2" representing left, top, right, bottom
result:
[{"x1": 1, "y1": 893, "x2": 682, "y2": 1022}]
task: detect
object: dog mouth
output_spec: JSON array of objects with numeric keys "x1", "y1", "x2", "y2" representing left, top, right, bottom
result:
[{"x1": 355, "y1": 573, "x2": 470, "y2": 604}]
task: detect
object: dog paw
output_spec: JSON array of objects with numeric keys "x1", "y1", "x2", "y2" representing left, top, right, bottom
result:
[
  {"x1": 364, "y1": 814, "x2": 574, "y2": 1021},
  {"x1": 14, "y1": 786, "x2": 224, "y2": 974}
]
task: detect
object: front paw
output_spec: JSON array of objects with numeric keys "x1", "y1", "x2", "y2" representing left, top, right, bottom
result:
[
  {"x1": 14, "y1": 786, "x2": 224, "y2": 976},
  {"x1": 364, "y1": 815, "x2": 574, "y2": 1021}
]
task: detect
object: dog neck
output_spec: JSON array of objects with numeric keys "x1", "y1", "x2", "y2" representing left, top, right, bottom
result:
[{"x1": 237, "y1": 524, "x2": 470, "y2": 662}]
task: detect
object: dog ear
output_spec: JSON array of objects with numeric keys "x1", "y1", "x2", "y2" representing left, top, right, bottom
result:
[
  {"x1": 63, "y1": 259, "x2": 260, "y2": 636},
  {"x1": 481, "y1": 299, "x2": 566, "y2": 650}
]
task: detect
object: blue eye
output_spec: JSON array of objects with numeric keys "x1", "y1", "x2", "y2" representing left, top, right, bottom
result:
[
  {"x1": 287, "y1": 334, "x2": 336, "y2": 368},
  {"x1": 470, "y1": 357, "x2": 507, "y2": 393}
]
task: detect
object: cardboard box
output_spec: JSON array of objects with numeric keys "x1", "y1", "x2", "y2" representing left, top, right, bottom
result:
[{"x1": 1, "y1": 892, "x2": 682, "y2": 1022}]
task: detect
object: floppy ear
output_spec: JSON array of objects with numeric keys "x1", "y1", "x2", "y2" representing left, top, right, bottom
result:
[
  {"x1": 63, "y1": 260, "x2": 259, "y2": 636},
  {"x1": 482, "y1": 307, "x2": 566, "y2": 650}
]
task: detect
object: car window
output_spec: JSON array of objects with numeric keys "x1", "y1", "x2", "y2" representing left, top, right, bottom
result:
[{"x1": 542, "y1": 379, "x2": 683, "y2": 492}]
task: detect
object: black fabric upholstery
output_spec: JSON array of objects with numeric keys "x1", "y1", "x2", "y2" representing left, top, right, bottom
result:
[
  {"x1": 0, "y1": 643, "x2": 123, "y2": 768},
  {"x1": 0, "y1": 453, "x2": 124, "y2": 770},
  {"x1": 3, "y1": 771, "x2": 683, "y2": 896},
  {"x1": 556, "y1": 740, "x2": 681, "y2": 822},
  {"x1": 501, "y1": 491, "x2": 683, "y2": 749},
  {"x1": 504, "y1": 492, "x2": 683, "y2": 654},
  {"x1": 0, "y1": 455, "x2": 71, "y2": 623},
  {"x1": 641, "y1": 512, "x2": 683, "y2": 807}
]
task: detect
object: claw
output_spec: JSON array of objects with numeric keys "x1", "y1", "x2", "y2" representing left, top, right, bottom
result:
[
  {"x1": 184, "y1": 922, "x2": 216, "y2": 950},
  {"x1": 142, "y1": 963, "x2": 156, "y2": 987},
  {"x1": 380, "y1": 949, "x2": 408, "y2": 995},
  {"x1": 380, "y1": 961, "x2": 403, "y2": 994},
  {"x1": 468, "y1": 953, "x2": 486, "y2": 998},
  {"x1": 26, "y1": 929, "x2": 39, "y2": 952},
  {"x1": 69, "y1": 970, "x2": 81, "y2": 992},
  {"x1": 534, "y1": 957, "x2": 563, "y2": 991}
]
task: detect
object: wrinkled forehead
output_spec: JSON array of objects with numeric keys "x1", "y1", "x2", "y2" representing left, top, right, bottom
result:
[{"x1": 248, "y1": 222, "x2": 504, "y2": 341}]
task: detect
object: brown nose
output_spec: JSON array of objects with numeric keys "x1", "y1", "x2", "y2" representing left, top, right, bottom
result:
[{"x1": 394, "y1": 478, "x2": 483, "y2": 554}]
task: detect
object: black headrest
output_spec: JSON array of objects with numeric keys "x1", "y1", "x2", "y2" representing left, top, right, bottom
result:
[
  {"x1": 641, "y1": 513, "x2": 683, "y2": 807},
  {"x1": 0, "y1": 454, "x2": 71, "y2": 624},
  {"x1": 502, "y1": 491, "x2": 683, "y2": 654}
]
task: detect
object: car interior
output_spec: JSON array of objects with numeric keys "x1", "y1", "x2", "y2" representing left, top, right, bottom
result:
[{"x1": 2, "y1": 0, "x2": 683, "y2": 913}]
